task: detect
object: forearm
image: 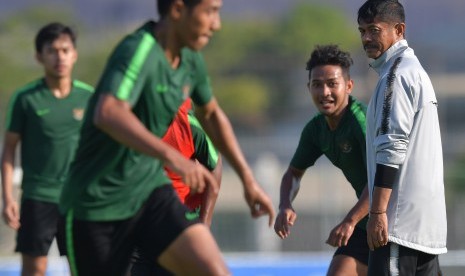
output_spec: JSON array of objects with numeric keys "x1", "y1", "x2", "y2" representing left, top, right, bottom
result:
[
  {"x1": 279, "y1": 168, "x2": 302, "y2": 210},
  {"x1": 1, "y1": 162, "x2": 15, "y2": 204},
  {"x1": 198, "y1": 105, "x2": 254, "y2": 186},
  {"x1": 343, "y1": 185, "x2": 369, "y2": 225}
]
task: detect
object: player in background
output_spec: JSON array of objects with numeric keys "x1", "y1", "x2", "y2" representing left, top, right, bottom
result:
[
  {"x1": 1, "y1": 22, "x2": 93, "y2": 276},
  {"x1": 131, "y1": 98, "x2": 222, "y2": 276},
  {"x1": 274, "y1": 44, "x2": 369, "y2": 276},
  {"x1": 357, "y1": 1, "x2": 447, "y2": 275},
  {"x1": 58, "y1": 0, "x2": 275, "y2": 275}
]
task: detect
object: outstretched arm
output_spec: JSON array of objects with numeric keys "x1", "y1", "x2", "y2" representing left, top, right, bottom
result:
[
  {"x1": 274, "y1": 166, "x2": 304, "y2": 239},
  {"x1": 326, "y1": 185, "x2": 369, "y2": 247},
  {"x1": 195, "y1": 98, "x2": 275, "y2": 226},
  {"x1": 1, "y1": 132, "x2": 21, "y2": 230}
]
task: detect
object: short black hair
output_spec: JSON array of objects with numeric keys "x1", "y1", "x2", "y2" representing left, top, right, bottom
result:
[
  {"x1": 305, "y1": 44, "x2": 353, "y2": 80},
  {"x1": 35, "y1": 22, "x2": 76, "y2": 53},
  {"x1": 357, "y1": 0, "x2": 405, "y2": 25},
  {"x1": 157, "y1": 0, "x2": 203, "y2": 18}
]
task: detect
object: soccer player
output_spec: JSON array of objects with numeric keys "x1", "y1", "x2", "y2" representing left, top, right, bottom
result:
[
  {"x1": 357, "y1": 0, "x2": 447, "y2": 275},
  {"x1": 130, "y1": 98, "x2": 222, "y2": 276},
  {"x1": 274, "y1": 44, "x2": 370, "y2": 276},
  {"x1": 58, "y1": 0, "x2": 275, "y2": 275},
  {"x1": 1, "y1": 22, "x2": 93, "y2": 276}
]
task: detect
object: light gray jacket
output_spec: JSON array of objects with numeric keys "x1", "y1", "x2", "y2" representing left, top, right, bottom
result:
[{"x1": 366, "y1": 40, "x2": 447, "y2": 254}]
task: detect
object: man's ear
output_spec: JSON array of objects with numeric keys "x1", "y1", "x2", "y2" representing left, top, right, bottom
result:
[
  {"x1": 170, "y1": 0, "x2": 186, "y2": 20},
  {"x1": 395, "y1": 22, "x2": 406, "y2": 38}
]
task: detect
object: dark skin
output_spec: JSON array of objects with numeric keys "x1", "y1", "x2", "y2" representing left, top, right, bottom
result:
[{"x1": 358, "y1": 16, "x2": 405, "y2": 251}]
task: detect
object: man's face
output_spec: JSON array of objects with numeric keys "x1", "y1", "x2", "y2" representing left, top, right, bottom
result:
[
  {"x1": 36, "y1": 34, "x2": 77, "y2": 79},
  {"x1": 178, "y1": 0, "x2": 222, "y2": 51},
  {"x1": 308, "y1": 65, "x2": 352, "y2": 119},
  {"x1": 358, "y1": 17, "x2": 403, "y2": 59}
]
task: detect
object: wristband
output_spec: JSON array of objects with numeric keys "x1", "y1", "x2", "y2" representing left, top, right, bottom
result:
[{"x1": 369, "y1": 210, "x2": 386, "y2": 215}]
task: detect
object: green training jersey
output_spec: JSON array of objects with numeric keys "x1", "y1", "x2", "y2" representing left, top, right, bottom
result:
[
  {"x1": 290, "y1": 96, "x2": 368, "y2": 229},
  {"x1": 5, "y1": 78, "x2": 93, "y2": 203},
  {"x1": 59, "y1": 21, "x2": 213, "y2": 221}
]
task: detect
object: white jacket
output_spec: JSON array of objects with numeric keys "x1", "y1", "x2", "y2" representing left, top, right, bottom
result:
[{"x1": 366, "y1": 40, "x2": 447, "y2": 254}]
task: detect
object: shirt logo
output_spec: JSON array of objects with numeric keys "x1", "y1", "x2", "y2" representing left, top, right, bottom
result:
[
  {"x1": 36, "y1": 108, "x2": 50, "y2": 116},
  {"x1": 339, "y1": 142, "x2": 352, "y2": 153},
  {"x1": 185, "y1": 210, "x2": 199, "y2": 221},
  {"x1": 155, "y1": 84, "x2": 168, "y2": 93},
  {"x1": 73, "y1": 108, "x2": 85, "y2": 121}
]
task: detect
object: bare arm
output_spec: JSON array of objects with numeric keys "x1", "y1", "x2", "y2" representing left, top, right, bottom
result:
[
  {"x1": 195, "y1": 98, "x2": 275, "y2": 226},
  {"x1": 274, "y1": 167, "x2": 304, "y2": 239},
  {"x1": 199, "y1": 156, "x2": 222, "y2": 226},
  {"x1": 94, "y1": 94, "x2": 218, "y2": 194},
  {"x1": 1, "y1": 132, "x2": 21, "y2": 230},
  {"x1": 367, "y1": 186, "x2": 391, "y2": 250},
  {"x1": 326, "y1": 185, "x2": 369, "y2": 247}
]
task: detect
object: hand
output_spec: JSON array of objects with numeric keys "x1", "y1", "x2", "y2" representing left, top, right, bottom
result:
[
  {"x1": 172, "y1": 157, "x2": 219, "y2": 196},
  {"x1": 326, "y1": 221, "x2": 355, "y2": 247},
  {"x1": 2, "y1": 200, "x2": 20, "y2": 230},
  {"x1": 274, "y1": 208, "x2": 297, "y2": 239},
  {"x1": 366, "y1": 213, "x2": 388, "y2": 250},
  {"x1": 243, "y1": 182, "x2": 275, "y2": 227}
]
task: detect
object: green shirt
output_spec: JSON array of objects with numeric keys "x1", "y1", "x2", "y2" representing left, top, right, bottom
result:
[
  {"x1": 6, "y1": 78, "x2": 93, "y2": 203},
  {"x1": 59, "y1": 21, "x2": 213, "y2": 221},
  {"x1": 290, "y1": 96, "x2": 368, "y2": 229}
]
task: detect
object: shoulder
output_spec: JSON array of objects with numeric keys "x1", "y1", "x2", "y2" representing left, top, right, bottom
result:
[
  {"x1": 10, "y1": 79, "x2": 44, "y2": 101},
  {"x1": 112, "y1": 21, "x2": 157, "y2": 60},
  {"x1": 73, "y1": 80, "x2": 94, "y2": 94}
]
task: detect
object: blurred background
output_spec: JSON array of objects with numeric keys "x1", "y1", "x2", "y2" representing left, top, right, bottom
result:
[{"x1": 1, "y1": 0, "x2": 464, "y2": 275}]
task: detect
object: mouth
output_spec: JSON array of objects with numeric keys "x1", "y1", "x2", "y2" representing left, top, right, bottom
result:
[{"x1": 320, "y1": 100, "x2": 334, "y2": 108}]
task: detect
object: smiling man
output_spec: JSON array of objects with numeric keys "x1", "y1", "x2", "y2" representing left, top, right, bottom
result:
[
  {"x1": 1, "y1": 22, "x2": 93, "y2": 276},
  {"x1": 58, "y1": 0, "x2": 274, "y2": 275},
  {"x1": 274, "y1": 44, "x2": 370, "y2": 276}
]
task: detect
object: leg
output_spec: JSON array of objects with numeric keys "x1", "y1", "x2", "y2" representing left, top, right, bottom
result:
[
  {"x1": 21, "y1": 255, "x2": 48, "y2": 276},
  {"x1": 158, "y1": 224, "x2": 229, "y2": 275},
  {"x1": 329, "y1": 227, "x2": 368, "y2": 276},
  {"x1": 327, "y1": 255, "x2": 367, "y2": 276}
]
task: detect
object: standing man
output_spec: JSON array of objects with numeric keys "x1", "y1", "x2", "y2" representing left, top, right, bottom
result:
[
  {"x1": 357, "y1": 0, "x2": 447, "y2": 275},
  {"x1": 1, "y1": 22, "x2": 93, "y2": 276},
  {"x1": 274, "y1": 44, "x2": 369, "y2": 276},
  {"x1": 59, "y1": 0, "x2": 274, "y2": 275}
]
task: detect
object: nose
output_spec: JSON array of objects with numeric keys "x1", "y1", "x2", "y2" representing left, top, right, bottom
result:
[
  {"x1": 212, "y1": 13, "x2": 221, "y2": 31},
  {"x1": 361, "y1": 32, "x2": 372, "y2": 44},
  {"x1": 322, "y1": 84, "x2": 331, "y2": 97}
]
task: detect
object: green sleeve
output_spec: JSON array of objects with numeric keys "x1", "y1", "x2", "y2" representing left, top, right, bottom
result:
[
  {"x1": 189, "y1": 113, "x2": 218, "y2": 171},
  {"x1": 5, "y1": 91, "x2": 26, "y2": 134},
  {"x1": 97, "y1": 32, "x2": 154, "y2": 106},
  {"x1": 290, "y1": 120, "x2": 323, "y2": 170}
]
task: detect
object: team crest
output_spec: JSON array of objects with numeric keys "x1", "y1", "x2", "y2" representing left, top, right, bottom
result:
[
  {"x1": 73, "y1": 108, "x2": 85, "y2": 120},
  {"x1": 339, "y1": 141, "x2": 352, "y2": 153}
]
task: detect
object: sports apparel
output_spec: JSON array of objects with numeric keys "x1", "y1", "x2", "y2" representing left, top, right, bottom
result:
[
  {"x1": 290, "y1": 95, "x2": 368, "y2": 229},
  {"x1": 16, "y1": 199, "x2": 66, "y2": 256},
  {"x1": 366, "y1": 39, "x2": 447, "y2": 254},
  {"x1": 6, "y1": 78, "x2": 93, "y2": 203},
  {"x1": 162, "y1": 99, "x2": 218, "y2": 209},
  {"x1": 368, "y1": 243, "x2": 440, "y2": 276},
  {"x1": 59, "y1": 21, "x2": 213, "y2": 221},
  {"x1": 334, "y1": 227, "x2": 369, "y2": 265},
  {"x1": 65, "y1": 185, "x2": 198, "y2": 276}
]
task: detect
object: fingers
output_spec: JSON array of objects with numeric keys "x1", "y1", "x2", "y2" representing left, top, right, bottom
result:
[
  {"x1": 3, "y1": 206, "x2": 20, "y2": 230},
  {"x1": 274, "y1": 210, "x2": 296, "y2": 239}
]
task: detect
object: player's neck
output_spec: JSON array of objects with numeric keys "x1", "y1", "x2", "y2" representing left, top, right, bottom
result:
[
  {"x1": 153, "y1": 21, "x2": 182, "y2": 69},
  {"x1": 325, "y1": 106, "x2": 348, "y2": 131},
  {"x1": 44, "y1": 75, "x2": 72, "y2": 99}
]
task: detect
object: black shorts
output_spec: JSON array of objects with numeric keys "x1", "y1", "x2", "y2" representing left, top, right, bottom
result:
[
  {"x1": 368, "y1": 242, "x2": 440, "y2": 276},
  {"x1": 64, "y1": 185, "x2": 200, "y2": 276},
  {"x1": 16, "y1": 198, "x2": 66, "y2": 257},
  {"x1": 333, "y1": 226, "x2": 369, "y2": 265}
]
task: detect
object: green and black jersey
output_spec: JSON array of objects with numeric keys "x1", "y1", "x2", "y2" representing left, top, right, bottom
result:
[
  {"x1": 5, "y1": 78, "x2": 93, "y2": 203},
  {"x1": 59, "y1": 21, "x2": 213, "y2": 221},
  {"x1": 290, "y1": 96, "x2": 368, "y2": 229}
]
